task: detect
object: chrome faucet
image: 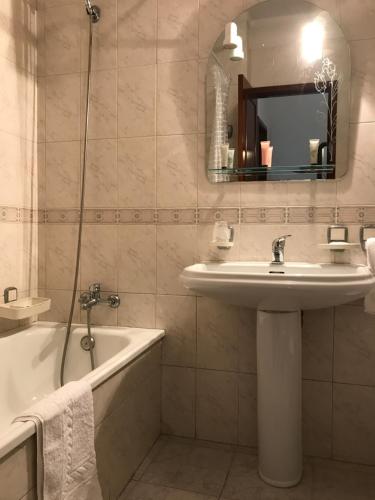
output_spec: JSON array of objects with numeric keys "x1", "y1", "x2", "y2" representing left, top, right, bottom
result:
[
  {"x1": 79, "y1": 283, "x2": 120, "y2": 310},
  {"x1": 271, "y1": 235, "x2": 292, "y2": 265}
]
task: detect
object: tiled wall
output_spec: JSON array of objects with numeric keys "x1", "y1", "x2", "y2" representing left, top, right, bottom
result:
[
  {"x1": 0, "y1": 0, "x2": 39, "y2": 333},
  {"x1": 37, "y1": 0, "x2": 375, "y2": 465}
]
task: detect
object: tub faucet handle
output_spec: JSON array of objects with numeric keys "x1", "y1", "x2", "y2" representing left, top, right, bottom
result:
[{"x1": 89, "y1": 283, "x2": 101, "y2": 299}]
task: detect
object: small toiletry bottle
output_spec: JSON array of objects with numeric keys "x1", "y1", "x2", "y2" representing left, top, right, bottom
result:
[
  {"x1": 220, "y1": 143, "x2": 229, "y2": 168},
  {"x1": 227, "y1": 149, "x2": 235, "y2": 169},
  {"x1": 309, "y1": 139, "x2": 320, "y2": 165},
  {"x1": 267, "y1": 146, "x2": 273, "y2": 168},
  {"x1": 261, "y1": 141, "x2": 270, "y2": 167}
]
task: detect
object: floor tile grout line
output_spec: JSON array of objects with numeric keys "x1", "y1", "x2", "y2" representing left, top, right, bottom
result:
[{"x1": 217, "y1": 448, "x2": 236, "y2": 500}]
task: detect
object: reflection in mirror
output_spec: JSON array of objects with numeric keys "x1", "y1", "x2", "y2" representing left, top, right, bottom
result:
[{"x1": 206, "y1": 0, "x2": 351, "y2": 183}]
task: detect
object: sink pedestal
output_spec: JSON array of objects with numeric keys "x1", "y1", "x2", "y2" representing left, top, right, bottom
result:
[{"x1": 257, "y1": 310, "x2": 302, "y2": 487}]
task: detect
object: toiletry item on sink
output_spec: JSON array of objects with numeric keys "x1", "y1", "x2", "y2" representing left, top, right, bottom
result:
[
  {"x1": 309, "y1": 139, "x2": 320, "y2": 165},
  {"x1": 227, "y1": 148, "x2": 235, "y2": 169},
  {"x1": 261, "y1": 141, "x2": 270, "y2": 167},
  {"x1": 220, "y1": 143, "x2": 229, "y2": 168}
]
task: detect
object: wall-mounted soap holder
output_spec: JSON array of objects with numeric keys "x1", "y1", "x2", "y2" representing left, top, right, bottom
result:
[
  {"x1": 211, "y1": 222, "x2": 235, "y2": 250},
  {"x1": 319, "y1": 225, "x2": 360, "y2": 252},
  {"x1": 0, "y1": 296, "x2": 51, "y2": 320},
  {"x1": 360, "y1": 225, "x2": 375, "y2": 251}
]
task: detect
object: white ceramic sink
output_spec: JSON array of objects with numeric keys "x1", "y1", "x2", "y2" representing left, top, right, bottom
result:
[
  {"x1": 181, "y1": 260, "x2": 375, "y2": 487},
  {"x1": 181, "y1": 261, "x2": 375, "y2": 311}
]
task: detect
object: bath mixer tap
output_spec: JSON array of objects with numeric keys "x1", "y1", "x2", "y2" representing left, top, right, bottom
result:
[
  {"x1": 271, "y1": 235, "x2": 292, "y2": 265},
  {"x1": 79, "y1": 283, "x2": 120, "y2": 310}
]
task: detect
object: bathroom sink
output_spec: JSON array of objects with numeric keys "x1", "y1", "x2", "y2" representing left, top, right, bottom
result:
[
  {"x1": 181, "y1": 261, "x2": 375, "y2": 311},
  {"x1": 182, "y1": 260, "x2": 375, "y2": 487}
]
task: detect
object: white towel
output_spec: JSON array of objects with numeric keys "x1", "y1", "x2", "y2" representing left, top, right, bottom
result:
[
  {"x1": 366, "y1": 237, "x2": 375, "y2": 273},
  {"x1": 365, "y1": 238, "x2": 375, "y2": 314},
  {"x1": 14, "y1": 381, "x2": 102, "y2": 500}
]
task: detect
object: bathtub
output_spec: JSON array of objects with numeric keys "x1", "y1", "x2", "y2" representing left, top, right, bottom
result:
[{"x1": 0, "y1": 321, "x2": 164, "y2": 461}]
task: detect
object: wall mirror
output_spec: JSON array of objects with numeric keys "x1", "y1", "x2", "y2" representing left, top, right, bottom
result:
[{"x1": 206, "y1": 0, "x2": 351, "y2": 183}]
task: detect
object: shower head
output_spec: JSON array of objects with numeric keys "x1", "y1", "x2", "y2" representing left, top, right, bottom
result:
[{"x1": 85, "y1": 0, "x2": 101, "y2": 22}]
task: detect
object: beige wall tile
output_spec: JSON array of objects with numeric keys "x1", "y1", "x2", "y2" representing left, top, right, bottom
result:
[
  {"x1": 157, "y1": 0, "x2": 199, "y2": 63},
  {"x1": 81, "y1": 225, "x2": 118, "y2": 290},
  {"x1": 40, "y1": 289, "x2": 80, "y2": 323},
  {"x1": 85, "y1": 139, "x2": 118, "y2": 208},
  {"x1": 46, "y1": 73, "x2": 81, "y2": 142},
  {"x1": 287, "y1": 181, "x2": 337, "y2": 207},
  {"x1": 45, "y1": 224, "x2": 78, "y2": 290},
  {"x1": 157, "y1": 134, "x2": 198, "y2": 208},
  {"x1": 118, "y1": 137, "x2": 156, "y2": 208},
  {"x1": 37, "y1": 77, "x2": 46, "y2": 143},
  {"x1": 0, "y1": 131, "x2": 25, "y2": 206},
  {"x1": 340, "y1": 0, "x2": 375, "y2": 41},
  {"x1": 196, "y1": 369, "x2": 238, "y2": 444},
  {"x1": 45, "y1": 141, "x2": 81, "y2": 208},
  {"x1": 118, "y1": 293, "x2": 156, "y2": 328},
  {"x1": 96, "y1": 368, "x2": 161, "y2": 498},
  {"x1": 83, "y1": 69, "x2": 117, "y2": 140},
  {"x1": 118, "y1": 225, "x2": 156, "y2": 293},
  {"x1": 45, "y1": 4, "x2": 81, "y2": 75},
  {"x1": 350, "y1": 39, "x2": 375, "y2": 124},
  {"x1": 240, "y1": 181, "x2": 289, "y2": 208},
  {"x1": 0, "y1": 56, "x2": 35, "y2": 139},
  {"x1": 333, "y1": 383, "x2": 375, "y2": 465},
  {"x1": 197, "y1": 297, "x2": 239, "y2": 371},
  {"x1": 238, "y1": 373, "x2": 257, "y2": 447},
  {"x1": 157, "y1": 225, "x2": 197, "y2": 295},
  {"x1": 162, "y1": 365, "x2": 195, "y2": 437},
  {"x1": 157, "y1": 60, "x2": 198, "y2": 135},
  {"x1": 0, "y1": 438, "x2": 36, "y2": 500},
  {"x1": 334, "y1": 305, "x2": 375, "y2": 386},
  {"x1": 239, "y1": 224, "x2": 330, "y2": 263},
  {"x1": 117, "y1": 0, "x2": 157, "y2": 68},
  {"x1": 303, "y1": 380, "x2": 332, "y2": 458},
  {"x1": 118, "y1": 65, "x2": 156, "y2": 138},
  {"x1": 302, "y1": 308, "x2": 334, "y2": 382},
  {"x1": 157, "y1": 294, "x2": 197, "y2": 367}
]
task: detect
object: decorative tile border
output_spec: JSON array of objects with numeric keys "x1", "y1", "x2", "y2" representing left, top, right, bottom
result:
[
  {"x1": 37, "y1": 206, "x2": 375, "y2": 225},
  {"x1": 0, "y1": 207, "x2": 41, "y2": 223},
  {"x1": 241, "y1": 207, "x2": 286, "y2": 224},
  {"x1": 287, "y1": 207, "x2": 336, "y2": 224}
]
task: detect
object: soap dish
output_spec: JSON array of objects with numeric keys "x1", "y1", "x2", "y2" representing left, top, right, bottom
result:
[
  {"x1": 0, "y1": 297, "x2": 51, "y2": 320},
  {"x1": 210, "y1": 241, "x2": 234, "y2": 250},
  {"x1": 319, "y1": 242, "x2": 360, "y2": 251}
]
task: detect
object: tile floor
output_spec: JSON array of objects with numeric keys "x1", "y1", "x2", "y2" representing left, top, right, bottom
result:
[{"x1": 119, "y1": 436, "x2": 375, "y2": 500}]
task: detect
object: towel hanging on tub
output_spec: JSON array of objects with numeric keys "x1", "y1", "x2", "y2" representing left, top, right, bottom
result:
[
  {"x1": 14, "y1": 380, "x2": 102, "y2": 500},
  {"x1": 365, "y1": 237, "x2": 375, "y2": 314}
]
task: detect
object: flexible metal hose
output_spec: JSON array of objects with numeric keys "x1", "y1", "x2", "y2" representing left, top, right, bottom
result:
[
  {"x1": 86, "y1": 308, "x2": 95, "y2": 371},
  {"x1": 60, "y1": 13, "x2": 96, "y2": 386}
]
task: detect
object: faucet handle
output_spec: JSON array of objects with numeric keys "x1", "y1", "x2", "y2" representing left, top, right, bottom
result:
[
  {"x1": 89, "y1": 283, "x2": 101, "y2": 292},
  {"x1": 273, "y1": 234, "x2": 292, "y2": 246}
]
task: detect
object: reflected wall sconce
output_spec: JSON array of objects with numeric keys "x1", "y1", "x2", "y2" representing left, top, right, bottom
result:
[
  {"x1": 230, "y1": 35, "x2": 244, "y2": 61},
  {"x1": 223, "y1": 22, "x2": 238, "y2": 49}
]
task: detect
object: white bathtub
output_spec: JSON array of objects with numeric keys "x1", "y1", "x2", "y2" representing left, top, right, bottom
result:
[{"x1": 0, "y1": 321, "x2": 164, "y2": 460}]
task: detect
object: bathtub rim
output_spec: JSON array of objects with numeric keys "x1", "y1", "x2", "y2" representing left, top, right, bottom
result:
[{"x1": 0, "y1": 321, "x2": 165, "y2": 461}]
